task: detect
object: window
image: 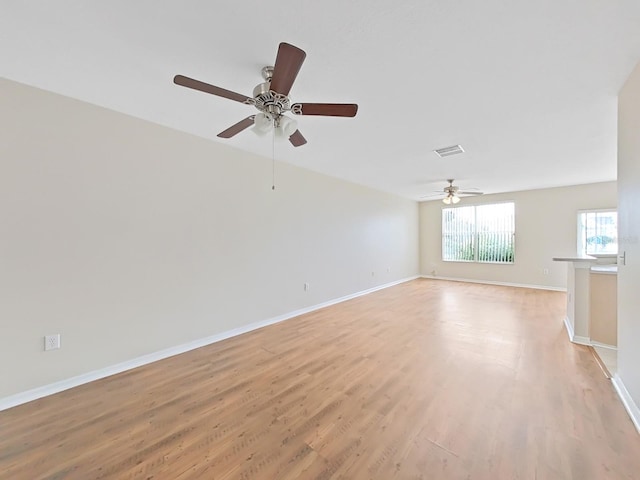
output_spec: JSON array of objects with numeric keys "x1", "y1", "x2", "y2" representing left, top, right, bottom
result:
[
  {"x1": 578, "y1": 210, "x2": 617, "y2": 256},
  {"x1": 442, "y1": 202, "x2": 515, "y2": 263}
]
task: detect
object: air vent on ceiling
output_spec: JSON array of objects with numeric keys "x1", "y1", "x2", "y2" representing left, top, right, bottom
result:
[{"x1": 434, "y1": 145, "x2": 464, "y2": 158}]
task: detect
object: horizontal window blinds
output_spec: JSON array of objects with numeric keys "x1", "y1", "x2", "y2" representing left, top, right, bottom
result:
[{"x1": 442, "y1": 202, "x2": 515, "y2": 263}]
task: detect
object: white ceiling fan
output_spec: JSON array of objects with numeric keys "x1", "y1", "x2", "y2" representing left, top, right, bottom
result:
[{"x1": 421, "y1": 179, "x2": 484, "y2": 204}]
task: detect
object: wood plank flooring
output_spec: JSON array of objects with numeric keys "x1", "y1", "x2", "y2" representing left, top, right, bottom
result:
[{"x1": 1, "y1": 279, "x2": 639, "y2": 479}]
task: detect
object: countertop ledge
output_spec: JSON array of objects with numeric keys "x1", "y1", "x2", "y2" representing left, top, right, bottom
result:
[{"x1": 552, "y1": 256, "x2": 597, "y2": 262}]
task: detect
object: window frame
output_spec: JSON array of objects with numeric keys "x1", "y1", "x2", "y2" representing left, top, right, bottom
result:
[
  {"x1": 576, "y1": 208, "x2": 618, "y2": 257},
  {"x1": 441, "y1": 201, "x2": 516, "y2": 264}
]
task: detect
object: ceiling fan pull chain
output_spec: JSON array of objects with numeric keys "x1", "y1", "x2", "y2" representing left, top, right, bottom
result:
[{"x1": 272, "y1": 126, "x2": 276, "y2": 191}]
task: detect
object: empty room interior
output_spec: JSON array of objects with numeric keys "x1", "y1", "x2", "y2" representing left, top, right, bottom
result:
[{"x1": 2, "y1": 2, "x2": 640, "y2": 479}]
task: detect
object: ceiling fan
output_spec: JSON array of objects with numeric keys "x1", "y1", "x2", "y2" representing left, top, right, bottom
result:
[
  {"x1": 173, "y1": 42, "x2": 358, "y2": 147},
  {"x1": 421, "y1": 179, "x2": 484, "y2": 204}
]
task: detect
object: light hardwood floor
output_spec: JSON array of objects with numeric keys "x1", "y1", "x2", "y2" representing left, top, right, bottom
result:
[{"x1": 1, "y1": 279, "x2": 639, "y2": 479}]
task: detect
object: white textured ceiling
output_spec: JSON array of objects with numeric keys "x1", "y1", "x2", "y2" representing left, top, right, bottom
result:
[{"x1": 2, "y1": 1, "x2": 640, "y2": 199}]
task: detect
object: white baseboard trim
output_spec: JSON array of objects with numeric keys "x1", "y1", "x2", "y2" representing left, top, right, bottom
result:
[
  {"x1": 564, "y1": 315, "x2": 575, "y2": 340},
  {"x1": 562, "y1": 316, "x2": 591, "y2": 346},
  {"x1": 419, "y1": 275, "x2": 566, "y2": 292},
  {"x1": 0, "y1": 275, "x2": 419, "y2": 412},
  {"x1": 612, "y1": 374, "x2": 640, "y2": 434},
  {"x1": 562, "y1": 319, "x2": 616, "y2": 349},
  {"x1": 572, "y1": 335, "x2": 591, "y2": 346}
]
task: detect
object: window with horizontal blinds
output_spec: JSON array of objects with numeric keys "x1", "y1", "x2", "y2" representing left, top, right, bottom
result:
[{"x1": 442, "y1": 202, "x2": 515, "y2": 263}]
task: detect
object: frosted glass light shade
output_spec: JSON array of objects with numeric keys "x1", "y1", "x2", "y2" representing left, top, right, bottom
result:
[
  {"x1": 279, "y1": 115, "x2": 298, "y2": 137},
  {"x1": 252, "y1": 112, "x2": 273, "y2": 136},
  {"x1": 252, "y1": 113, "x2": 297, "y2": 141},
  {"x1": 442, "y1": 194, "x2": 460, "y2": 205},
  {"x1": 274, "y1": 115, "x2": 298, "y2": 140}
]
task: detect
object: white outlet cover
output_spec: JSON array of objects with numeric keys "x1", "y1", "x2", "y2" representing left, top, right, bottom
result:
[{"x1": 45, "y1": 334, "x2": 61, "y2": 351}]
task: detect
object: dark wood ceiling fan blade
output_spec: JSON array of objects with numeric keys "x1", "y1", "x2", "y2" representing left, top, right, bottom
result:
[
  {"x1": 217, "y1": 116, "x2": 255, "y2": 138},
  {"x1": 173, "y1": 75, "x2": 250, "y2": 104},
  {"x1": 291, "y1": 103, "x2": 358, "y2": 117},
  {"x1": 269, "y1": 43, "x2": 306, "y2": 96},
  {"x1": 457, "y1": 191, "x2": 484, "y2": 195},
  {"x1": 289, "y1": 130, "x2": 307, "y2": 147}
]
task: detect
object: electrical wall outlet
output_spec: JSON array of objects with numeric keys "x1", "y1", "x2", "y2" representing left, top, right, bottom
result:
[
  {"x1": 303, "y1": 282, "x2": 310, "y2": 291},
  {"x1": 543, "y1": 268, "x2": 549, "y2": 275},
  {"x1": 44, "y1": 334, "x2": 61, "y2": 351}
]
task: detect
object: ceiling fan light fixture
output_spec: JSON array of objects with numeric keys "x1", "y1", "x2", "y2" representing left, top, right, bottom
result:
[
  {"x1": 252, "y1": 112, "x2": 274, "y2": 136},
  {"x1": 442, "y1": 193, "x2": 460, "y2": 205},
  {"x1": 426, "y1": 180, "x2": 482, "y2": 204},
  {"x1": 277, "y1": 115, "x2": 298, "y2": 138}
]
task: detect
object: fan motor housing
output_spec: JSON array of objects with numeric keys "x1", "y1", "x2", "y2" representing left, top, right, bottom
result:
[{"x1": 252, "y1": 81, "x2": 291, "y2": 116}]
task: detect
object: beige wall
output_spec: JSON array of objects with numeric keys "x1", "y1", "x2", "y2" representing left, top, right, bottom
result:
[
  {"x1": 0, "y1": 79, "x2": 419, "y2": 398},
  {"x1": 419, "y1": 183, "x2": 617, "y2": 289},
  {"x1": 618, "y1": 61, "x2": 640, "y2": 410}
]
